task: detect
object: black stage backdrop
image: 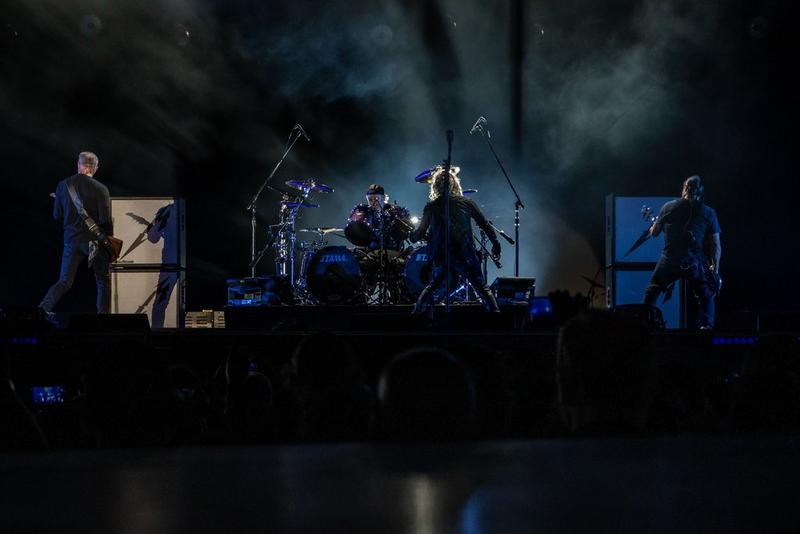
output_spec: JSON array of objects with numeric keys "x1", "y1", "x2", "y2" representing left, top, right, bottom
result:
[{"x1": 0, "y1": 0, "x2": 797, "y2": 315}]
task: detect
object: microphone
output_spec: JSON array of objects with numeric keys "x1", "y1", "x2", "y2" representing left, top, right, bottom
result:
[
  {"x1": 469, "y1": 116, "x2": 486, "y2": 135},
  {"x1": 294, "y1": 124, "x2": 310, "y2": 142},
  {"x1": 496, "y1": 229, "x2": 514, "y2": 245},
  {"x1": 488, "y1": 221, "x2": 515, "y2": 244}
]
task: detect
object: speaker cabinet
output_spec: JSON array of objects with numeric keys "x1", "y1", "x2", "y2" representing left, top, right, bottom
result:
[
  {"x1": 606, "y1": 195, "x2": 676, "y2": 264},
  {"x1": 111, "y1": 197, "x2": 185, "y2": 268},
  {"x1": 111, "y1": 269, "x2": 185, "y2": 328},
  {"x1": 606, "y1": 267, "x2": 685, "y2": 329}
]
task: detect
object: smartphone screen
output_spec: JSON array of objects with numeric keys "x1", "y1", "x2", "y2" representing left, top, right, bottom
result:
[{"x1": 31, "y1": 386, "x2": 66, "y2": 405}]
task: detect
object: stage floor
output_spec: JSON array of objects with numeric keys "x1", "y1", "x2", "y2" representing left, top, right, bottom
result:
[{"x1": 2, "y1": 437, "x2": 798, "y2": 533}]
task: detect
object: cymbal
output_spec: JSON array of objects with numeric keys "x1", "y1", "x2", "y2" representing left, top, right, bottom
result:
[
  {"x1": 415, "y1": 165, "x2": 461, "y2": 183},
  {"x1": 279, "y1": 200, "x2": 318, "y2": 208},
  {"x1": 285, "y1": 179, "x2": 334, "y2": 193},
  {"x1": 463, "y1": 189, "x2": 477, "y2": 195},
  {"x1": 298, "y1": 227, "x2": 343, "y2": 234},
  {"x1": 414, "y1": 169, "x2": 433, "y2": 184}
]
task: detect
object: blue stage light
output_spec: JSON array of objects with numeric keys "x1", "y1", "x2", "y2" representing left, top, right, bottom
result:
[
  {"x1": 7, "y1": 336, "x2": 39, "y2": 345},
  {"x1": 529, "y1": 297, "x2": 553, "y2": 317}
]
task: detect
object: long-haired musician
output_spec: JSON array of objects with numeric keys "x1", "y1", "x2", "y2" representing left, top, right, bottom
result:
[{"x1": 409, "y1": 168, "x2": 501, "y2": 314}]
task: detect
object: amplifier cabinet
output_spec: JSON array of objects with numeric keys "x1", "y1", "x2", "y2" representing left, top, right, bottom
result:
[
  {"x1": 111, "y1": 269, "x2": 185, "y2": 328},
  {"x1": 606, "y1": 266, "x2": 685, "y2": 329},
  {"x1": 111, "y1": 197, "x2": 185, "y2": 268},
  {"x1": 606, "y1": 195, "x2": 676, "y2": 265}
]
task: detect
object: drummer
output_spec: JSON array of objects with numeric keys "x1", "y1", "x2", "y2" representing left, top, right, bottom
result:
[
  {"x1": 346, "y1": 184, "x2": 413, "y2": 300},
  {"x1": 349, "y1": 184, "x2": 411, "y2": 251}
]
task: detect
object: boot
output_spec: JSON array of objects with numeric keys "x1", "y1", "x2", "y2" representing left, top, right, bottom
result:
[
  {"x1": 477, "y1": 285, "x2": 500, "y2": 312},
  {"x1": 412, "y1": 286, "x2": 435, "y2": 315}
]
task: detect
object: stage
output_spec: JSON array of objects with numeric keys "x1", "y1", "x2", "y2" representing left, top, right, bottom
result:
[{"x1": 3, "y1": 303, "x2": 775, "y2": 447}]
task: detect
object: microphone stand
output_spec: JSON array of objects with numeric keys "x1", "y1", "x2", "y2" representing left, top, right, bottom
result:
[
  {"x1": 443, "y1": 130, "x2": 454, "y2": 314},
  {"x1": 480, "y1": 230, "x2": 488, "y2": 283},
  {"x1": 246, "y1": 127, "x2": 304, "y2": 277},
  {"x1": 473, "y1": 120, "x2": 525, "y2": 276}
]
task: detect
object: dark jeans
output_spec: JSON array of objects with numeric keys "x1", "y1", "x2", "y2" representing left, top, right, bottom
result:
[
  {"x1": 40, "y1": 240, "x2": 111, "y2": 313},
  {"x1": 414, "y1": 246, "x2": 499, "y2": 312},
  {"x1": 643, "y1": 255, "x2": 714, "y2": 328}
]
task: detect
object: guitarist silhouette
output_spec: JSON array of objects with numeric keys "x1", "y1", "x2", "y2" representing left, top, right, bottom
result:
[{"x1": 643, "y1": 176, "x2": 722, "y2": 329}]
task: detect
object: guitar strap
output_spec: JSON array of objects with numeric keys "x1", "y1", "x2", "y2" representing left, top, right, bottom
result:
[
  {"x1": 66, "y1": 179, "x2": 107, "y2": 242},
  {"x1": 65, "y1": 179, "x2": 110, "y2": 265}
]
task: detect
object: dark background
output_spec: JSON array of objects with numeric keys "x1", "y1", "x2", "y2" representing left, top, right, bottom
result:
[{"x1": 1, "y1": 0, "x2": 796, "y2": 316}]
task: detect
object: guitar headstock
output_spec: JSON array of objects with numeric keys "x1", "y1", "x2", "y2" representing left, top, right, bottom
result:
[{"x1": 641, "y1": 205, "x2": 656, "y2": 223}]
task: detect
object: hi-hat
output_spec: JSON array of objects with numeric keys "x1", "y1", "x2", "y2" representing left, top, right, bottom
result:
[
  {"x1": 285, "y1": 179, "x2": 334, "y2": 193},
  {"x1": 279, "y1": 200, "x2": 318, "y2": 208}
]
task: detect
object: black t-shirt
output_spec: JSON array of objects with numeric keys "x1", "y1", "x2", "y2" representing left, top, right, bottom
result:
[
  {"x1": 53, "y1": 173, "x2": 113, "y2": 243},
  {"x1": 410, "y1": 196, "x2": 499, "y2": 259},
  {"x1": 656, "y1": 198, "x2": 720, "y2": 261}
]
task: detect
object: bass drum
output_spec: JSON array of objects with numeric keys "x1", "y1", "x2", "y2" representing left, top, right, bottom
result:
[
  {"x1": 305, "y1": 246, "x2": 363, "y2": 304},
  {"x1": 403, "y1": 245, "x2": 457, "y2": 300}
]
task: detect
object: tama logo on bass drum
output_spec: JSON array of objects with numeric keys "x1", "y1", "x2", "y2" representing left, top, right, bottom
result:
[{"x1": 320, "y1": 254, "x2": 349, "y2": 263}]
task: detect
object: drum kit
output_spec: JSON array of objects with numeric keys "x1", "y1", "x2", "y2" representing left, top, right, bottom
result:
[{"x1": 264, "y1": 171, "x2": 493, "y2": 306}]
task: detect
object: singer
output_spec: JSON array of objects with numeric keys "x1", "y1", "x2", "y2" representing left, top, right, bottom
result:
[{"x1": 409, "y1": 167, "x2": 502, "y2": 314}]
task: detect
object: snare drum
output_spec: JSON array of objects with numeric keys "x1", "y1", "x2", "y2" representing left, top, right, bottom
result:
[{"x1": 305, "y1": 246, "x2": 363, "y2": 303}]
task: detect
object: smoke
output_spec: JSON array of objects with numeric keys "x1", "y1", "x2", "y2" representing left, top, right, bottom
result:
[
  {"x1": 2, "y1": 0, "x2": 770, "y2": 307},
  {"x1": 233, "y1": 4, "x2": 414, "y2": 103},
  {"x1": 505, "y1": 0, "x2": 734, "y2": 292},
  {"x1": 529, "y1": 0, "x2": 724, "y2": 177},
  {"x1": 1, "y1": 0, "x2": 292, "y2": 188}
]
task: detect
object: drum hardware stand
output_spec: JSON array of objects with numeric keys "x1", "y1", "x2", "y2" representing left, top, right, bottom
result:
[
  {"x1": 376, "y1": 211, "x2": 389, "y2": 305},
  {"x1": 250, "y1": 187, "x2": 312, "y2": 288},
  {"x1": 295, "y1": 231, "x2": 327, "y2": 304},
  {"x1": 582, "y1": 267, "x2": 605, "y2": 310},
  {"x1": 450, "y1": 281, "x2": 475, "y2": 303},
  {"x1": 371, "y1": 212, "x2": 397, "y2": 306},
  {"x1": 470, "y1": 116, "x2": 525, "y2": 276},
  {"x1": 246, "y1": 125, "x2": 308, "y2": 277}
]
